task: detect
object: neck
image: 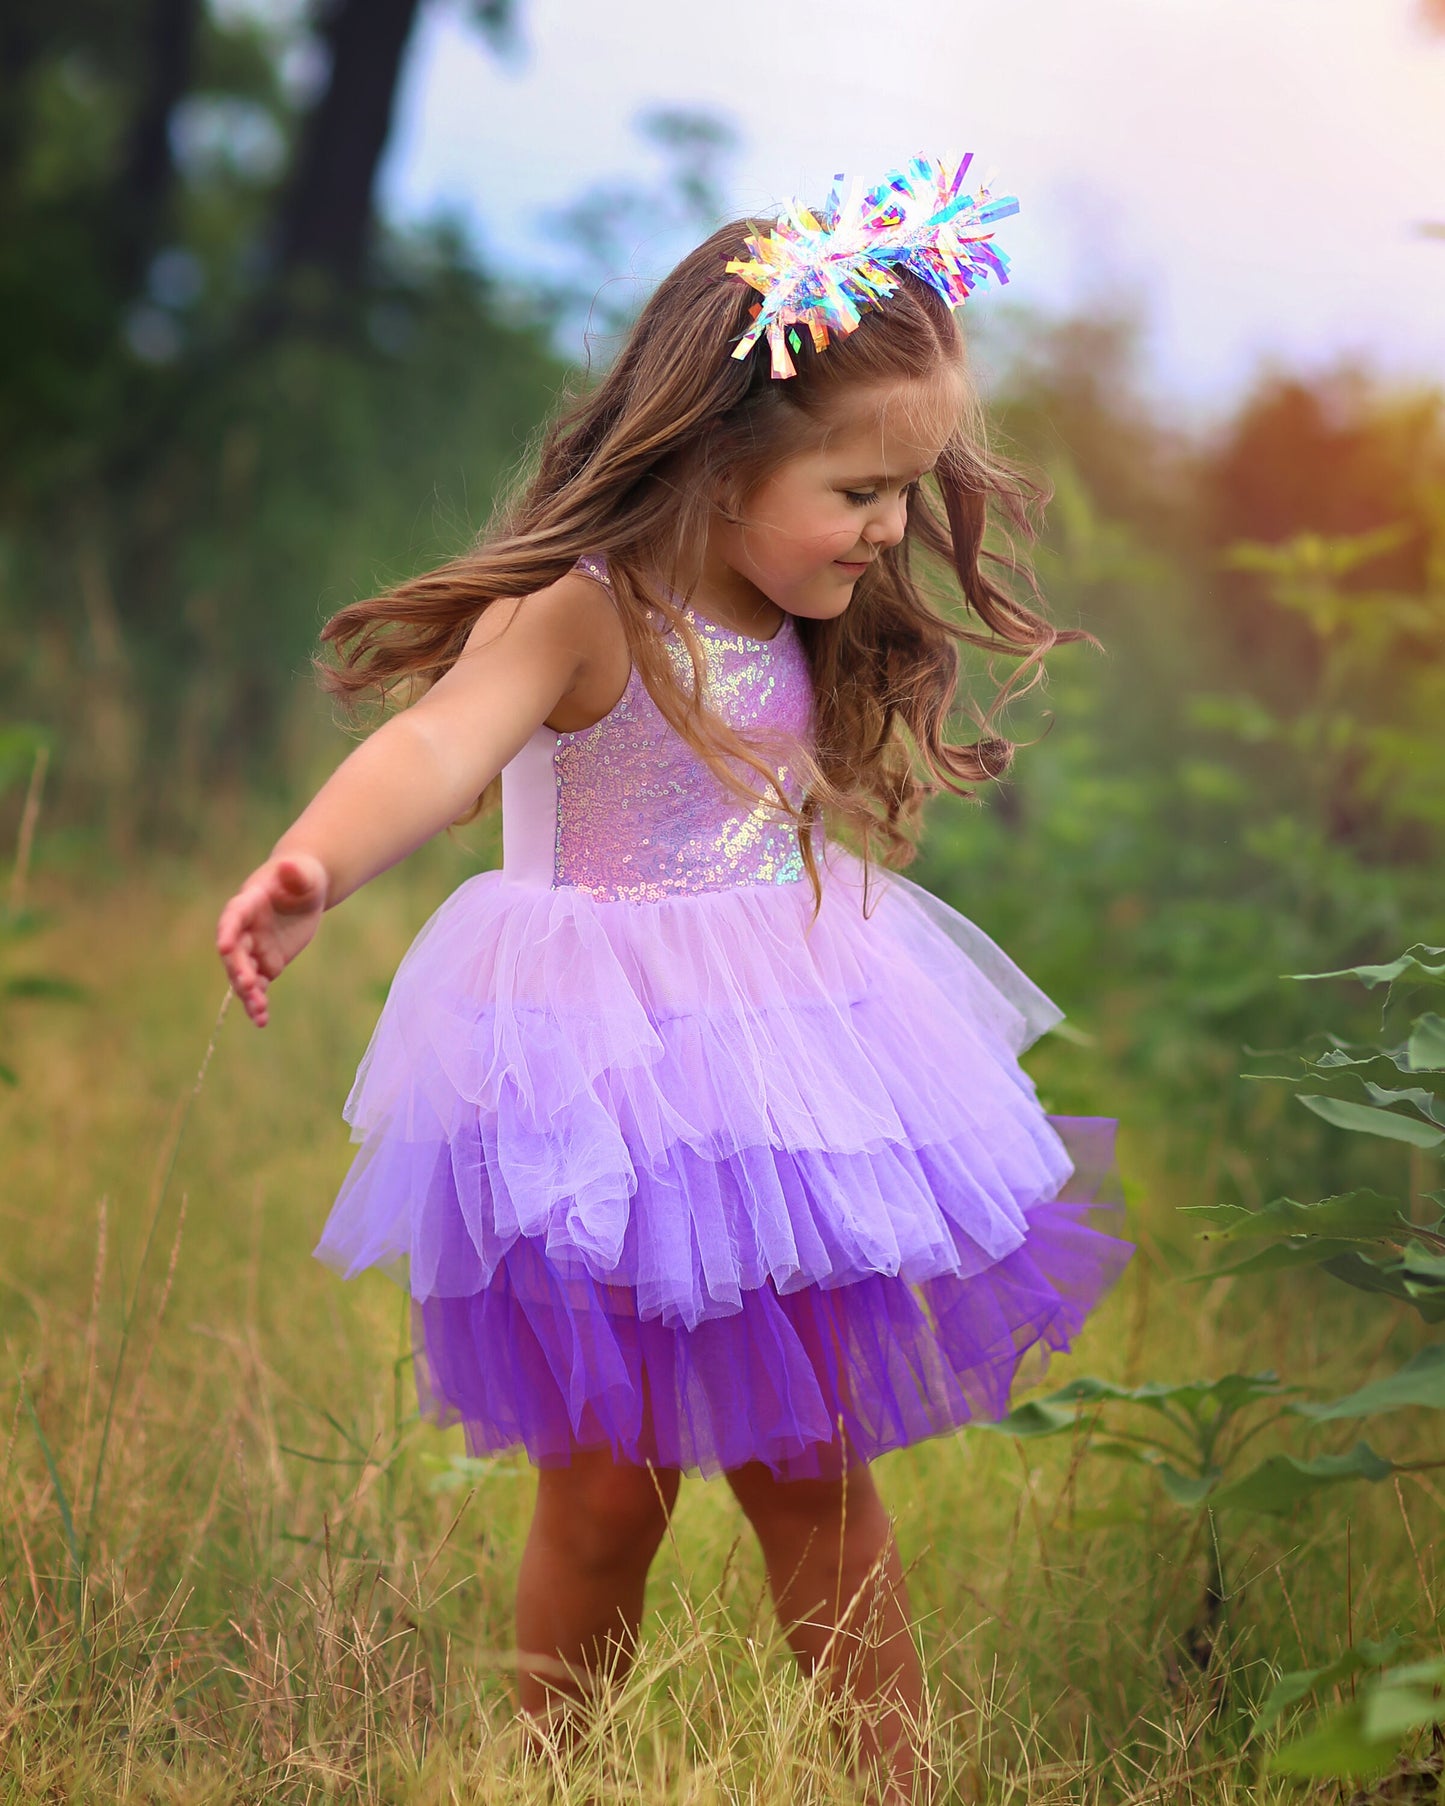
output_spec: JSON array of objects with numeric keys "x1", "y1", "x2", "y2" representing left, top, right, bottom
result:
[{"x1": 689, "y1": 533, "x2": 786, "y2": 641}]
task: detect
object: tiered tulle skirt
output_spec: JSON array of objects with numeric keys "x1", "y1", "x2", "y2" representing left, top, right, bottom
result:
[{"x1": 316, "y1": 848, "x2": 1131, "y2": 1479}]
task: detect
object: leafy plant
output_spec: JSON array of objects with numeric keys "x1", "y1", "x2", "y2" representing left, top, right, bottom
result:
[
  {"x1": 1254, "y1": 1641, "x2": 1445, "y2": 1784},
  {"x1": 978, "y1": 945, "x2": 1445, "y2": 1713},
  {"x1": 1193, "y1": 945, "x2": 1445, "y2": 1784},
  {"x1": 1193, "y1": 945, "x2": 1445, "y2": 1318}
]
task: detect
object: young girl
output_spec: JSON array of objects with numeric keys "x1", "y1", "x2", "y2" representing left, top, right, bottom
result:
[{"x1": 217, "y1": 156, "x2": 1130, "y2": 1801}]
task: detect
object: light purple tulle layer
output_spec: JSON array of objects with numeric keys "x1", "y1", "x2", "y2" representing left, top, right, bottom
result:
[{"x1": 316, "y1": 850, "x2": 1132, "y2": 1478}]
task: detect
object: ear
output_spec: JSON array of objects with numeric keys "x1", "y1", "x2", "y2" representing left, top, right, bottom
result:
[{"x1": 705, "y1": 470, "x2": 750, "y2": 528}]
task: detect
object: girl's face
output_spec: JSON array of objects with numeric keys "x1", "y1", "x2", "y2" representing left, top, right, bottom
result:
[{"x1": 703, "y1": 375, "x2": 960, "y2": 626}]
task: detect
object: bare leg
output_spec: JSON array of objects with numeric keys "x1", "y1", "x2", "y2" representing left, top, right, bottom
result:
[
  {"x1": 514, "y1": 1445, "x2": 681, "y2": 1746},
  {"x1": 726, "y1": 1457, "x2": 931, "y2": 1804}
]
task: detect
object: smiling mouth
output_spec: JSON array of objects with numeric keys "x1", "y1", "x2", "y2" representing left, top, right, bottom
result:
[{"x1": 834, "y1": 559, "x2": 871, "y2": 574}]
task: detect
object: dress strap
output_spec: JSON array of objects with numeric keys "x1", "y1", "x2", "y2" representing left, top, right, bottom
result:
[{"x1": 574, "y1": 551, "x2": 612, "y2": 591}]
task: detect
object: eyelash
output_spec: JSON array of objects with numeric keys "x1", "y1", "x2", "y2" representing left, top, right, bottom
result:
[{"x1": 843, "y1": 481, "x2": 920, "y2": 508}]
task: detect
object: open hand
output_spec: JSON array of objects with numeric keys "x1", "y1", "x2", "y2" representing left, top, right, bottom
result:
[{"x1": 216, "y1": 852, "x2": 329, "y2": 1028}]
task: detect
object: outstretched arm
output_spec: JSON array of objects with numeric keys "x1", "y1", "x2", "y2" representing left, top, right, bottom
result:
[{"x1": 216, "y1": 578, "x2": 600, "y2": 1027}]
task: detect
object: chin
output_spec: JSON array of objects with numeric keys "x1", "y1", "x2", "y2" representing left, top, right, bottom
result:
[{"x1": 796, "y1": 596, "x2": 855, "y2": 626}]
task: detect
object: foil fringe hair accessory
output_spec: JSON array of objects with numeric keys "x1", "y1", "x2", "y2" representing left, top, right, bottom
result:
[{"x1": 727, "y1": 152, "x2": 1018, "y2": 380}]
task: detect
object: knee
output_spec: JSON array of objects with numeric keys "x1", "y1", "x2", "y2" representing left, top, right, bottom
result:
[
  {"x1": 729, "y1": 1462, "x2": 891, "y2": 1562},
  {"x1": 536, "y1": 1457, "x2": 679, "y2": 1576}
]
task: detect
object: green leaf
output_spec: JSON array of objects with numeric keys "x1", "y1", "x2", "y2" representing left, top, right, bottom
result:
[
  {"x1": 1269, "y1": 1698, "x2": 1402, "y2": 1779},
  {"x1": 971, "y1": 1400, "x2": 1082, "y2": 1438},
  {"x1": 1186, "y1": 1190, "x2": 1406, "y2": 1244},
  {"x1": 1059, "y1": 1437, "x2": 1223, "y2": 1505},
  {"x1": 1408, "y1": 1013, "x2": 1445, "y2": 1071},
  {"x1": 980, "y1": 1372, "x2": 1286, "y2": 1446},
  {"x1": 1156, "y1": 1465, "x2": 1222, "y2": 1508},
  {"x1": 1322, "y1": 1246, "x2": 1445, "y2": 1323},
  {"x1": 1297, "y1": 1346, "x2": 1445, "y2": 1421},
  {"x1": 1361, "y1": 1680, "x2": 1445, "y2": 1743},
  {"x1": 1269, "y1": 1660, "x2": 1445, "y2": 1779},
  {"x1": 1191, "y1": 1238, "x2": 1377, "y2": 1282},
  {"x1": 1208, "y1": 1442, "x2": 1394, "y2": 1515},
  {"x1": 1042, "y1": 1372, "x2": 1286, "y2": 1419},
  {"x1": 1309, "y1": 1032, "x2": 1445, "y2": 1077},
  {"x1": 1360, "y1": 1079, "x2": 1445, "y2": 1125},
  {"x1": 1375, "y1": 1657, "x2": 1445, "y2": 1691},
  {"x1": 1287, "y1": 946, "x2": 1445, "y2": 989},
  {"x1": 1299, "y1": 1094, "x2": 1445, "y2": 1147},
  {"x1": 1253, "y1": 1637, "x2": 1404, "y2": 1732}
]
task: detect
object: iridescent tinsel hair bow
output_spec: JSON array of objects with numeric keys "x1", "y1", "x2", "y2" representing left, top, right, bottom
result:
[{"x1": 727, "y1": 152, "x2": 1018, "y2": 380}]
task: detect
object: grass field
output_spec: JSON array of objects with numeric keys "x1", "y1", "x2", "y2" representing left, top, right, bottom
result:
[{"x1": 1, "y1": 793, "x2": 1436, "y2": 1803}]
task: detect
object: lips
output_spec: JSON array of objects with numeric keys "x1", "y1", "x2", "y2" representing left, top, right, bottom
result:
[{"x1": 834, "y1": 559, "x2": 871, "y2": 576}]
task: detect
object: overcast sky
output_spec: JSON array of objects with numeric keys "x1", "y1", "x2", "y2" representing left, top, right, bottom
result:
[{"x1": 379, "y1": 0, "x2": 1445, "y2": 421}]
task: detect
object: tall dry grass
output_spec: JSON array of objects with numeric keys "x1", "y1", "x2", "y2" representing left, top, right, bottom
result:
[{"x1": 1, "y1": 773, "x2": 1435, "y2": 1803}]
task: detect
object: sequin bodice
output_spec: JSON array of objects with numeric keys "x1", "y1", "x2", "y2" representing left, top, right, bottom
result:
[{"x1": 500, "y1": 556, "x2": 817, "y2": 901}]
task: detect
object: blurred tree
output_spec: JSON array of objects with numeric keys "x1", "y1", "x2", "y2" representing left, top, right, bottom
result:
[
  {"x1": 990, "y1": 309, "x2": 1199, "y2": 561},
  {"x1": 112, "y1": 0, "x2": 203, "y2": 294},
  {"x1": 267, "y1": 0, "x2": 520, "y2": 305},
  {"x1": 269, "y1": 0, "x2": 424, "y2": 293},
  {"x1": 0, "y1": 0, "x2": 565, "y2": 837},
  {"x1": 1202, "y1": 367, "x2": 1445, "y2": 691}
]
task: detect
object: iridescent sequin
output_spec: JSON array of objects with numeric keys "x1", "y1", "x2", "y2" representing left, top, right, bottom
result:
[{"x1": 551, "y1": 557, "x2": 817, "y2": 901}]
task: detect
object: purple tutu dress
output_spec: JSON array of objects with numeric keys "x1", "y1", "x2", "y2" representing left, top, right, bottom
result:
[{"x1": 314, "y1": 555, "x2": 1131, "y2": 1480}]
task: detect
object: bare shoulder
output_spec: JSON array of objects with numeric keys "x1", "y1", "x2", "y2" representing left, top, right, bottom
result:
[
  {"x1": 461, "y1": 568, "x2": 630, "y2": 732},
  {"x1": 463, "y1": 570, "x2": 620, "y2": 658}
]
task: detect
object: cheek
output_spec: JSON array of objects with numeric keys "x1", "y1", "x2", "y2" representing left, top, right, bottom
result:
[
  {"x1": 766, "y1": 487, "x2": 858, "y2": 549},
  {"x1": 735, "y1": 476, "x2": 860, "y2": 574}
]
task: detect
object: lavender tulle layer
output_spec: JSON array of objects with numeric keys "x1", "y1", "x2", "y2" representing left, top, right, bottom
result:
[{"x1": 314, "y1": 847, "x2": 1132, "y2": 1479}]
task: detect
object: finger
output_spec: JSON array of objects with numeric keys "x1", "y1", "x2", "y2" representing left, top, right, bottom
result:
[
  {"x1": 217, "y1": 888, "x2": 265, "y2": 952},
  {"x1": 216, "y1": 901, "x2": 244, "y2": 953},
  {"x1": 228, "y1": 927, "x2": 257, "y2": 982},
  {"x1": 239, "y1": 968, "x2": 269, "y2": 1024},
  {"x1": 226, "y1": 931, "x2": 267, "y2": 1002}
]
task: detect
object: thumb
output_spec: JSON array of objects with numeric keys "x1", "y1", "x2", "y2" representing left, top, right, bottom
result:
[{"x1": 275, "y1": 856, "x2": 322, "y2": 901}]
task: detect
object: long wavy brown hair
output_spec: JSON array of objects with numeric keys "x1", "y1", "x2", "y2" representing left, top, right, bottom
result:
[{"x1": 316, "y1": 215, "x2": 1090, "y2": 906}]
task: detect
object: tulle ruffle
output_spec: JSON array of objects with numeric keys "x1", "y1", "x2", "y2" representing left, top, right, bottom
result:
[
  {"x1": 416, "y1": 1137, "x2": 1123, "y2": 1480},
  {"x1": 316, "y1": 847, "x2": 1131, "y2": 1477}
]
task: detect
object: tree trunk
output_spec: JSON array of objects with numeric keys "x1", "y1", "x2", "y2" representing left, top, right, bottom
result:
[
  {"x1": 272, "y1": 0, "x2": 424, "y2": 291},
  {"x1": 113, "y1": 0, "x2": 203, "y2": 294},
  {"x1": 0, "y1": 5, "x2": 50, "y2": 213}
]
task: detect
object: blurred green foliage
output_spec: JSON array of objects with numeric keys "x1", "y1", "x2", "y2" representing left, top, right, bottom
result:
[
  {"x1": 4, "y1": 2, "x2": 1444, "y2": 1211},
  {"x1": 917, "y1": 360, "x2": 1445, "y2": 1183}
]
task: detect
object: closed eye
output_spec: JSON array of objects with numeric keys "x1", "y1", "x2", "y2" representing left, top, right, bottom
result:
[{"x1": 843, "y1": 480, "x2": 922, "y2": 508}]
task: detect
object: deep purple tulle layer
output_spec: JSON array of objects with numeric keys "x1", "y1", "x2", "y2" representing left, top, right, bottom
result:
[{"x1": 415, "y1": 1141, "x2": 1128, "y2": 1481}]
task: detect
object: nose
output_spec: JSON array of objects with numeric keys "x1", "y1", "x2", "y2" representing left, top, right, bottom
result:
[{"x1": 863, "y1": 491, "x2": 909, "y2": 550}]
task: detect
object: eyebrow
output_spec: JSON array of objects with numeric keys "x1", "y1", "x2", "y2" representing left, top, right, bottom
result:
[{"x1": 836, "y1": 467, "x2": 933, "y2": 488}]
